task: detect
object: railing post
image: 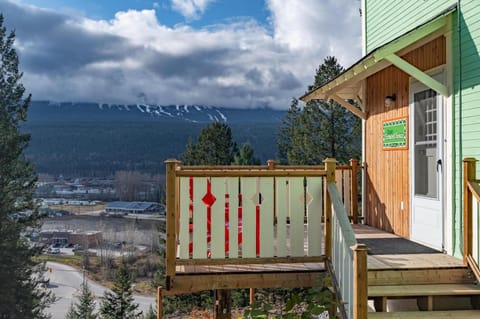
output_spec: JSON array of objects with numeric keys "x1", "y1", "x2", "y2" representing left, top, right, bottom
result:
[
  {"x1": 157, "y1": 287, "x2": 163, "y2": 319},
  {"x1": 267, "y1": 159, "x2": 275, "y2": 170},
  {"x1": 463, "y1": 158, "x2": 476, "y2": 265},
  {"x1": 324, "y1": 158, "x2": 336, "y2": 258},
  {"x1": 165, "y1": 159, "x2": 180, "y2": 282},
  {"x1": 352, "y1": 244, "x2": 368, "y2": 319},
  {"x1": 350, "y1": 159, "x2": 359, "y2": 224}
]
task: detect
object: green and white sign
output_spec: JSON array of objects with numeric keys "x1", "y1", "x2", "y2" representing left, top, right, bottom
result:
[{"x1": 383, "y1": 118, "x2": 408, "y2": 149}]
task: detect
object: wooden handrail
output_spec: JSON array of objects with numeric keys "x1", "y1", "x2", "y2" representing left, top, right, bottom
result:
[
  {"x1": 467, "y1": 180, "x2": 480, "y2": 202},
  {"x1": 328, "y1": 183, "x2": 357, "y2": 248},
  {"x1": 328, "y1": 181, "x2": 367, "y2": 319},
  {"x1": 175, "y1": 170, "x2": 328, "y2": 177}
]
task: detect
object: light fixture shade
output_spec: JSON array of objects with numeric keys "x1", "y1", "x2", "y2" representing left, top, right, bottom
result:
[{"x1": 385, "y1": 94, "x2": 396, "y2": 107}]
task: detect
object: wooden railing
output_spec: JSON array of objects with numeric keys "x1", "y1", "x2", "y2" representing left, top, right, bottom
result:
[
  {"x1": 325, "y1": 159, "x2": 367, "y2": 319},
  {"x1": 163, "y1": 158, "x2": 366, "y2": 319},
  {"x1": 463, "y1": 158, "x2": 480, "y2": 282}
]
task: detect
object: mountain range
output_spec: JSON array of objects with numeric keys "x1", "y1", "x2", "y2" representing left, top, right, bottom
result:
[
  {"x1": 24, "y1": 101, "x2": 286, "y2": 177},
  {"x1": 28, "y1": 101, "x2": 285, "y2": 124}
]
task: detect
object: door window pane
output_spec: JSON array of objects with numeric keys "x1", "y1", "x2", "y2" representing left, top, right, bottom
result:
[{"x1": 414, "y1": 89, "x2": 438, "y2": 198}]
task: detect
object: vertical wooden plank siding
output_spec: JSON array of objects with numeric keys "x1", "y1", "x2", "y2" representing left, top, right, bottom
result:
[
  {"x1": 289, "y1": 177, "x2": 305, "y2": 257},
  {"x1": 192, "y1": 178, "x2": 208, "y2": 259},
  {"x1": 365, "y1": 37, "x2": 445, "y2": 238},
  {"x1": 241, "y1": 177, "x2": 257, "y2": 258},
  {"x1": 210, "y1": 178, "x2": 225, "y2": 259},
  {"x1": 275, "y1": 177, "x2": 288, "y2": 257},
  {"x1": 259, "y1": 178, "x2": 274, "y2": 258},
  {"x1": 228, "y1": 178, "x2": 239, "y2": 258},
  {"x1": 307, "y1": 177, "x2": 323, "y2": 256},
  {"x1": 178, "y1": 177, "x2": 190, "y2": 259}
]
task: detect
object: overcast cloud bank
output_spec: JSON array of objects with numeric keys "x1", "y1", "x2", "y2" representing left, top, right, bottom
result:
[{"x1": 2, "y1": 0, "x2": 361, "y2": 109}]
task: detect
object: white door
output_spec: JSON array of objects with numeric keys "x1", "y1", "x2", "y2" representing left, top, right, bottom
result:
[{"x1": 410, "y1": 83, "x2": 444, "y2": 250}]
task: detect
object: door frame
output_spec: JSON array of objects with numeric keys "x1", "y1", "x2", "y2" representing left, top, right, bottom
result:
[{"x1": 409, "y1": 67, "x2": 446, "y2": 250}]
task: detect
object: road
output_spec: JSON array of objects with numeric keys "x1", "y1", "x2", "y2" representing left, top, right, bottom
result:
[{"x1": 44, "y1": 262, "x2": 156, "y2": 319}]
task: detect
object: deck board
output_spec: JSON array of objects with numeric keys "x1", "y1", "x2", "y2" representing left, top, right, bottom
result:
[
  {"x1": 175, "y1": 224, "x2": 464, "y2": 276},
  {"x1": 368, "y1": 310, "x2": 480, "y2": 318},
  {"x1": 176, "y1": 262, "x2": 324, "y2": 274},
  {"x1": 354, "y1": 225, "x2": 464, "y2": 270}
]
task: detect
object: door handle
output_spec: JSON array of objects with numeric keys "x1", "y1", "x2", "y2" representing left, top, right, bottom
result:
[{"x1": 437, "y1": 159, "x2": 442, "y2": 172}]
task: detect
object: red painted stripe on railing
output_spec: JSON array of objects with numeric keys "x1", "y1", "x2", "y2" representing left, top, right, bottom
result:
[
  {"x1": 256, "y1": 205, "x2": 260, "y2": 256},
  {"x1": 225, "y1": 193, "x2": 230, "y2": 254}
]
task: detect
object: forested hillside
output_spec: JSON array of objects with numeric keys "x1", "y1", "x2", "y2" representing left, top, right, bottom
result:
[{"x1": 23, "y1": 102, "x2": 283, "y2": 177}]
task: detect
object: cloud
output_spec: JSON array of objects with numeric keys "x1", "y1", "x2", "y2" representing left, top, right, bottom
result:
[
  {"x1": 170, "y1": 0, "x2": 214, "y2": 20},
  {"x1": 0, "y1": 0, "x2": 361, "y2": 108}
]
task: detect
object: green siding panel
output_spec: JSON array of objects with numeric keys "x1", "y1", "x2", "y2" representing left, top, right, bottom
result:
[
  {"x1": 365, "y1": 0, "x2": 456, "y2": 52},
  {"x1": 364, "y1": 0, "x2": 480, "y2": 258},
  {"x1": 452, "y1": 0, "x2": 480, "y2": 258}
]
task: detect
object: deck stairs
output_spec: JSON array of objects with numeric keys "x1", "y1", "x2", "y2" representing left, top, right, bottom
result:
[{"x1": 367, "y1": 266, "x2": 480, "y2": 318}]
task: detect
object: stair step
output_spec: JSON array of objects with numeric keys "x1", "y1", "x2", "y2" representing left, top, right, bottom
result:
[
  {"x1": 369, "y1": 267, "x2": 473, "y2": 286},
  {"x1": 369, "y1": 283, "x2": 480, "y2": 298},
  {"x1": 368, "y1": 310, "x2": 480, "y2": 318}
]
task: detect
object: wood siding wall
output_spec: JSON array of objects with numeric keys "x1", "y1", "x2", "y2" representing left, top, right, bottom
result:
[{"x1": 365, "y1": 37, "x2": 446, "y2": 238}]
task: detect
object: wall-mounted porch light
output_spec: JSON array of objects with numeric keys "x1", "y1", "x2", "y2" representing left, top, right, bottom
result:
[{"x1": 385, "y1": 94, "x2": 396, "y2": 108}]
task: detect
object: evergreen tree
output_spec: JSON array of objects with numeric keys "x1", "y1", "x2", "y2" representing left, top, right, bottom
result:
[
  {"x1": 180, "y1": 137, "x2": 197, "y2": 165},
  {"x1": 99, "y1": 261, "x2": 142, "y2": 319},
  {"x1": 66, "y1": 281, "x2": 97, "y2": 319},
  {"x1": 0, "y1": 14, "x2": 54, "y2": 318},
  {"x1": 276, "y1": 98, "x2": 300, "y2": 164},
  {"x1": 181, "y1": 122, "x2": 237, "y2": 165},
  {"x1": 232, "y1": 143, "x2": 260, "y2": 165},
  {"x1": 277, "y1": 56, "x2": 361, "y2": 165}
]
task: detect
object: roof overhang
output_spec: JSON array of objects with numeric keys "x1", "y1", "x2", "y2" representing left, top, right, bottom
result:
[{"x1": 300, "y1": 5, "x2": 456, "y2": 118}]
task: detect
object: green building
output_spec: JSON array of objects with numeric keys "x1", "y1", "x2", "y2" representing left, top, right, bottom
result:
[{"x1": 303, "y1": 0, "x2": 480, "y2": 259}]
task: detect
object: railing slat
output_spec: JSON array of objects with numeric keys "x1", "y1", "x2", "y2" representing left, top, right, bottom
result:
[
  {"x1": 259, "y1": 177, "x2": 274, "y2": 258},
  {"x1": 275, "y1": 177, "x2": 289, "y2": 257},
  {"x1": 178, "y1": 177, "x2": 191, "y2": 259},
  {"x1": 228, "y1": 177, "x2": 239, "y2": 258},
  {"x1": 335, "y1": 170, "x2": 343, "y2": 196},
  {"x1": 241, "y1": 177, "x2": 257, "y2": 258},
  {"x1": 210, "y1": 178, "x2": 225, "y2": 259},
  {"x1": 290, "y1": 177, "x2": 305, "y2": 257},
  {"x1": 344, "y1": 170, "x2": 351, "y2": 216},
  {"x1": 473, "y1": 194, "x2": 479, "y2": 266},
  {"x1": 307, "y1": 177, "x2": 323, "y2": 256},
  {"x1": 192, "y1": 178, "x2": 208, "y2": 259}
]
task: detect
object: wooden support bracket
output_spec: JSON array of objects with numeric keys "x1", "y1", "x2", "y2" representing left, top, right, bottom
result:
[
  {"x1": 385, "y1": 54, "x2": 448, "y2": 97},
  {"x1": 331, "y1": 95, "x2": 367, "y2": 120}
]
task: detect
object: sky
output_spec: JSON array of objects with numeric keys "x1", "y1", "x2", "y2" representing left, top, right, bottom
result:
[{"x1": 1, "y1": 0, "x2": 362, "y2": 109}]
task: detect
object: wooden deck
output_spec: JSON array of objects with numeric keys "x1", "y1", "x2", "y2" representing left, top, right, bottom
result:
[
  {"x1": 353, "y1": 224, "x2": 464, "y2": 270},
  {"x1": 166, "y1": 224, "x2": 466, "y2": 297},
  {"x1": 174, "y1": 223, "x2": 464, "y2": 276}
]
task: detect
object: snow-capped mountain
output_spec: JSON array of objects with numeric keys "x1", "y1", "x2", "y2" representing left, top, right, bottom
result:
[{"x1": 28, "y1": 101, "x2": 285, "y2": 124}]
